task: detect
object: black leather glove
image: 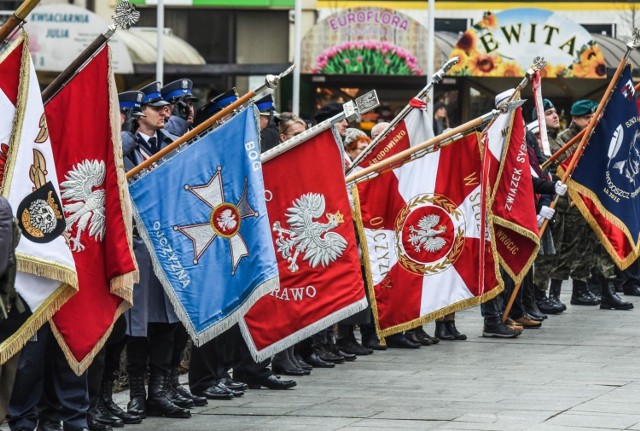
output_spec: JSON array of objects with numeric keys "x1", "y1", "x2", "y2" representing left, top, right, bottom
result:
[{"x1": 122, "y1": 109, "x2": 135, "y2": 133}]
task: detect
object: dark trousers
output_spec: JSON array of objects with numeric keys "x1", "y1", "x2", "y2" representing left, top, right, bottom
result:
[
  {"x1": 126, "y1": 322, "x2": 177, "y2": 377},
  {"x1": 616, "y1": 258, "x2": 640, "y2": 289},
  {"x1": 8, "y1": 323, "x2": 89, "y2": 431},
  {"x1": 171, "y1": 323, "x2": 190, "y2": 370},
  {"x1": 87, "y1": 315, "x2": 127, "y2": 409},
  {"x1": 189, "y1": 330, "x2": 232, "y2": 394}
]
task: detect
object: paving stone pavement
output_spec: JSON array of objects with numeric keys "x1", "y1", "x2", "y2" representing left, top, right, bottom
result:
[{"x1": 5, "y1": 284, "x2": 640, "y2": 431}]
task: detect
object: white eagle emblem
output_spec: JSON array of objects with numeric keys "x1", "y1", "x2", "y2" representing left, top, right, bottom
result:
[
  {"x1": 60, "y1": 159, "x2": 106, "y2": 252},
  {"x1": 216, "y1": 209, "x2": 238, "y2": 231},
  {"x1": 272, "y1": 193, "x2": 347, "y2": 273},
  {"x1": 408, "y1": 214, "x2": 447, "y2": 253}
]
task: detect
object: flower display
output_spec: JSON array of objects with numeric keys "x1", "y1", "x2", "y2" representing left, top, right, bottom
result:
[
  {"x1": 313, "y1": 40, "x2": 423, "y2": 75},
  {"x1": 569, "y1": 42, "x2": 606, "y2": 78}
]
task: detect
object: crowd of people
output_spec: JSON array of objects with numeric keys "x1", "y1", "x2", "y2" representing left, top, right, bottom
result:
[{"x1": 0, "y1": 76, "x2": 638, "y2": 431}]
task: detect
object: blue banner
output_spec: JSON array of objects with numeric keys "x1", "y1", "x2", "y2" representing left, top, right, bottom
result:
[
  {"x1": 129, "y1": 107, "x2": 279, "y2": 344},
  {"x1": 567, "y1": 66, "x2": 640, "y2": 267}
]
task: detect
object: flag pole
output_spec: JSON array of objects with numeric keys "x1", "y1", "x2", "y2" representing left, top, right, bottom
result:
[
  {"x1": 41, "y1": 1, "x2": 140, "y2": 104},
  {"x1": 541, "y1": 82, "x2": 640, "y2": 171},
  {"x1": 126, "y1": 64, "x2": 296, "y2": 179},
  {"x1": 0, "y1": 0, "x2": 40, "y2": 44},
  {"x1": 345, "y1": 57, "x2": 459, "y2": 173},
  {"x1": 502, "y1": 34, "x2": 640, "y2": 323},
  {"x1": 344, "y1": 104, "x2": 520, "y2": 186}
]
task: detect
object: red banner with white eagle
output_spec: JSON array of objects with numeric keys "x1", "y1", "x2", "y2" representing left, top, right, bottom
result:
[
  {"x1": 483, "y1": 104, "x2": 539, "y2": 284},
  {"x1": 355, "y1": 132, "x2": 500, "y2": 337},
  {"x1": 240, "y1": 128, "x2": 368, "y2": 361},
  {"x1": 45, "y1": 45, "x2": 138, "y2": 374}
]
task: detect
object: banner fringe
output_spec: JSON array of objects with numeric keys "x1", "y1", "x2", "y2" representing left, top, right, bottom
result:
[
  {"x1": 0, "y1": 283, "x2": 75, "y2": 365},
  {"x1": 491, "y1": 216, "x2": 540, "y2": 285},
  {"x1": 16, "y1": 256, "x2": 78, "y2": 288}
]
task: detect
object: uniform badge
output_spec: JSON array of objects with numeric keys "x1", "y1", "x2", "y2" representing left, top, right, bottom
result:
[
  {"x1": 181, "y1": 79, "x2": 189, "y2": 93},
  {"x1": 136, "y1": 92, "x2": 143, "y2": 103},
  {"x1": 395, "y1": 193, "x2": 465, "y2": 275},
  {"x1": 18, "y1": 181, "x2": 66, "y2": 243},
  {"x1": 155, "y1": 82, "x2": 161, "y2": 93}
]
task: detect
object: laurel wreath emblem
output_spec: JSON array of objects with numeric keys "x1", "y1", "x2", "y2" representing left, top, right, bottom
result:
[{"x1": 395, "y1": 193, "x2": 465, "y2": 275}]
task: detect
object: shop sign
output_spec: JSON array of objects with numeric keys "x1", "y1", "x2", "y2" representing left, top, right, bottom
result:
[
  {"x1": 24, "y1": 4, "x2": 133, "y2": 74},
  {"x1": 301, "y1": 7, "x2": 431, "y2": 76},
  {"x1": 449, "y1": 8, "x2": 605, "y2": 79}
]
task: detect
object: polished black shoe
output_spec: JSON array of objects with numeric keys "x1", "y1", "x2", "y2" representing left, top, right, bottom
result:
[
  {"x1": 336, "y1": 337, "x2": 374, "y2": 355},
  {"x1": 435, "y1": 321, "x2": 455, "y2": 340},
  {"x1": 325, "y1": 342, "x2": 357, "y2": 361},
  {"x1": 220, "y1": 376, "x2": 249, "y2": 392},
  {"x1": 170, "y1": 373, "x2": 207, "y2": 407},
  {"x1": 272, "y1": 363, "x2": 307, "y2": 376},
  {"x1": 304, "y1": 352, "x2": 335, "y2": 368},
  {"x1": 194, "y1": 384, "x2": 234, "y2": 400},
  {"x1": 101, "y1": 381, "x2": 142, "y2": 424},
  {"x1": 409, "y1": 326, "x2": 439, "y2": 345},
  {"x1": 406, "y1": 329, "x2": 432, "y2": 346},
  {"x1": 241, "y1": 374, "x2": 297, "y2": 390},
  {"x1": 363, "y1": 339, "x2": 387, "y2": 350},
  {"x1": 38, "y1": 420, "x2": 63, "y2": 431},
  {"x1": 88, "y1": 413, "x2": 115, "y2": 431},
  {"x1": 91, "y1": 404, "x2": 123, "y2": 428},
  {"x1": 217, "y1": 381, "x2": 244, "y2": 397},
  {"x1": 445, "y1": 321, "x2": 467, "y2": 340},
  {"x1": 293, "y1": 354, "x2": 313, "y2": 371},
  {"x1": 386, "y1": 333, "x2": 420, "y2": 349},
  {"x1": 623, "y1": 284, "x2": 640, "y2": 296},
  {"x1": 315, "y1": 345, "x2": 345, "y2": 363}
]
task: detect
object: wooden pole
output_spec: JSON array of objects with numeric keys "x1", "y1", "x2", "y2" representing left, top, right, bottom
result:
[
  {"x1": 501, "y1": 47, "x2": 637, "y2": 323},
  {"x1": 0, "y1": 0, "x2": 41, "y2": 44}
]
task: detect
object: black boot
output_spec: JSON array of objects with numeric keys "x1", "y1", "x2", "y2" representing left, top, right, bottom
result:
[
  {"x1": 548, "y1": 279, "x2": 567, "y2": 311},
  {"x1": 102, "y1": 380, "x2": 142, "y2": 424},
  {"x1": 273, "y1": 348, "x2": 307, "y2": 375},
  {"x1": 435, "y1": 320, "x2": 455, "y2": 340},
  {"x1": 126, "y1": 374, "x2": 147, "y2": 419},
  {"x1": 146, "y1": 374, "x2": 191, "y2": 418},
  {"x1": 570, "y1": 279, "x2": 599, "y2": 305},
  {"x1": 444, "y1": 320, "x2": 467, "y2": 340},
  {"x1": 587, "y1": 274, "x2": 603, "y2": 299},
  {"x1": 523, "y1": 283, "x2": 548, "y2": 320},
  {"x1": 170, "y1": 370, "x2": 205, "y2": 407},
  {"x1": 94, "y1": 387, "x2": 123, "y2": 428},
  {"x1": 600, "y1": 278, "x2": 634, "y2": 310}
]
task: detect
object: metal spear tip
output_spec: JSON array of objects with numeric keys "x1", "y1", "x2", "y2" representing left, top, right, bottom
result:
[
  {"x1": 500, "y1": 99, "x2": 526, "y2": 113},
  {"x1": 628, "y1": 28, "x2": 640, "y2": 49},
  {"x1": 532, "y1": 56, "x2": 547, "y2": 71},
  {"x1": 112, "y1": 1, "x2": 140, "y2": 30},
  {"x1": 444, "y1": 56, "x2": 459, "y2": 69},
  {"x1": 355, "y1": 90, "x2": 380, "y2": 115},
  {"x1": 265, "y1": 64, "x2": 296, "y2": 89}
]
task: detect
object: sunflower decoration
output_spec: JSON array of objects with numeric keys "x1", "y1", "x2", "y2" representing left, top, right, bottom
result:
[
  {"x1": 499, "y1": 61, "x2": 524, "y2": 77},
  {"x1": 568, "y1": 42, "x2": 606, "y2": 78},
  {"x1": 449, "y1": 48, "x2": 470, "y2": 75},
  {"x1": 455, "y1": 29, "x2": 478, "y2": 54},
  {"x1": 477, "y1": 11, "x2": 497, "y2": 30},
  {"x1": 469, "y1": 53, "x2": 503, "y2": 76}
]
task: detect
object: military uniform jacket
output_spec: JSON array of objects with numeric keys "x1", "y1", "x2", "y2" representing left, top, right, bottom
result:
[{"x1": 123, "y1": 129, "x2": 180, "y2": 337}]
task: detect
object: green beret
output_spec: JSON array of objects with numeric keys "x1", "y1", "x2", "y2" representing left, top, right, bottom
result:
[
  {"x1": 570, "y1": 99, "x2": 597, "y2": 117},
  {"x1": 531, "y1": 99, "x2": 554, "y2": 120}
]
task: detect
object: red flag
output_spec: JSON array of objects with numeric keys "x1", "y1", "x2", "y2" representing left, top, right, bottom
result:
[
  {"x1": 355, "y1": 132, "x2": 500, "y2": 337},
  {"x1": 483, "y1": 105, "x2": 540, "y2": 284},
  {"x1": 45, "y1": 46, "x2": 138, "y2": 373},
  {"x1": 240, "y1": 128, "x2": 367, "y2": 361}
]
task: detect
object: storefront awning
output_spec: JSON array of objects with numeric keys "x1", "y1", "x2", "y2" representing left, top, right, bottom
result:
[{"x1": 118, "y1": 27, "x2": 206, "y2": 67}]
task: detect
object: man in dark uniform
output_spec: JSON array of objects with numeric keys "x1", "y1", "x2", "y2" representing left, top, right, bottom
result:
[
  {"x1": 84, "y1": 91, "x2": 147, "y2": 431},
  {"x1": 122, "y1": 81, "x2": 191, "y2": 420},
  {"x1": 160, "y1": 79, "x2": 198, "y2": 136},
  {"x1": 256, "y1": 94, "x2": 280, "y2": 152}
]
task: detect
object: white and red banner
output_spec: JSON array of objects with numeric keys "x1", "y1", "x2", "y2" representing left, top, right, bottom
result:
[
  {"x1": 483, "y1": 104, "x2": 540, "y2": 284},
  {"x1": 532, "y1": 71, "x2": 551, "y2": 156},
  {"x1": 240, "y1": 128, "x2": 368, "y2": 361},
  {"x1": 355, "y1": 131, "x2": 500, "y2": 337},
  {"x1": 45, "y1": 45, "x2": 137, "y2": 373},
  {"x1": 0, "y1": 33, "x2": 77, "y2": 364}
]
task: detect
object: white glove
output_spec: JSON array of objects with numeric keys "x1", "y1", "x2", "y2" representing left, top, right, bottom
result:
[
  {"x1": 539, "y1": 205, "x2": 555, "y2": 220},
  {"x1": 555, "y1": 181, "x2": 568, "y2": 196},
  {"x1": 537, "y1": 215, "x2": 544, "y2": 228}
]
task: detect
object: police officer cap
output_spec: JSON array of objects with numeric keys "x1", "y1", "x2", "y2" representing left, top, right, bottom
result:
[
  {"x1": 255, "y1": 94, "x2": 277, "y2": 116},
  {"x1": 139, "y1": 81, "x2": 170, "y2": 107},
  {"x1": 118, "y1": 91, "x2": 144, "y2": 113},
  {"x1": 161, "y1": 78, "x2": 199, "y2": 103},
  {"x1": 531, "y1": 98, "x2": 554, "y2": 121},
  {"x1": 494, "y1": 89, "x2": 515, "y2": 107},
  {"x1": 314, "y1": 102, "x2": 343, "y2": 123},
  {"x1": 200, "y1": 88, "x2": 239, "y2": 117},
  {"x1": 526, "y1": 120, "x2": 540, "y2": 134},
  {"x1": 570, "y1": 99, "x2": 597, "y2": 117}
]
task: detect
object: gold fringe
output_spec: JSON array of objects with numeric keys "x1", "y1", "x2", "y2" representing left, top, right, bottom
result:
[
  {"x1": 491, "y1": 216, "x2": 540, "y2": 285},
  {"x1": 109, "y1": 273, "x2": 135, "y2": 306},
  {"x1": 558, "y1": 166, "x2": 640, "y2": 270},
  {"x1": 50, "y1": 299, "x2": 131, "y2": 375},
  {"x1": 16, "y1": 254, "x2": 78, "y2": 288},
  {"x1": 0, "y1": 282, "x2": 76, "y2": 364},
  {"x1": 350, "y1": 184, "x2": 386, "y2": 343},
  {"x1": 1, "y1": 32, "x2": 31, "y2": 197}
]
